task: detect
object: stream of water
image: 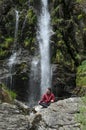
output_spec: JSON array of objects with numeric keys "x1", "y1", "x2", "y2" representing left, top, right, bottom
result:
[
  {"x1": 37, "y1": 0, "x2": 52, "y2": 95},
  {"x1": 28, "y1": 0, "x2": 52, "y2": 106},
  {"x1": 8, "y1": 10, "x2": 19, "y2": 89}
]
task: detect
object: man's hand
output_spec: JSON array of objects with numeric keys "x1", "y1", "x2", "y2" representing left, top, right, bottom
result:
[
  {"x1": 38, "y1": 101, "x2": 40, "y2": 104},
  {"x1": 51, "y1": 100, "x2": 54, "y2": 103}
]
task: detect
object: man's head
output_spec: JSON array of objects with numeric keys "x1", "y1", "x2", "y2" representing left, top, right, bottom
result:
[{"x1": 46, "y1": 87, "x2": 52, "y2": 94}]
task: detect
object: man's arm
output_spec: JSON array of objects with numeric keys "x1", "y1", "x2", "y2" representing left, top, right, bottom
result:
[
  {"x1": 39, "y1": 94, "x2": 45, "y2": 103},
  {"x1": 51, "y1": 93, "x2": 55, "y2": 102}
]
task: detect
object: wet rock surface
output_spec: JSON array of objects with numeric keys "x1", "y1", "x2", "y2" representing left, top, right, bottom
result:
[{"x1": 0, "y1": 97, "x2": 85, "y2": 130}]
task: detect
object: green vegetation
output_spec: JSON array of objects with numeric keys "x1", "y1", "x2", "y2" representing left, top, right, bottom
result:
[
  {"x1": 22, "y1": 8, "x2": 36, "y2": 51},
  {"x1": 24, "y1": 37, "x2": 36, "y2": 48},
  {"x1": 0, "y1": 83, "x2": 17, "y2": 101},
  {"x1": 19, "y1": 0, "x2": 27, "y2": 4},
  {"x1": 27, "y1": 8, "x2": 37, "y2": 25},
  {"x1": 0, "y1": 50, "x2": 8, "y2": 58},
  {"x1": 0, "y1": 37, "x2": 13, "y2": 49},
  {"x1": 22, "y1": 77, "x2": 28, "y2": 80},
  {"x1": 8, "y1": 90, "x2": 17, "y2": 100},
  {"x1": 0, "y1": 37, "x2": 13, "y2": 59},
  {"x1": 76, "y1": 96, "x2": 86, "y2": 130},
  {"x1": 76, "y1": 60, "x2": 86, "y2": 87},
  {"x1": 24, "y1": 39, "x2": 31, "y2": 47},
  {"x1": 76, "y1": 0, "x2": 85, "y2": 3},
  {"x1": 55, "y1": 50, "x2": 64, "y2": 63},
  {"x1": 78, "y1": 14, "x2": 83, "y2": 20}
]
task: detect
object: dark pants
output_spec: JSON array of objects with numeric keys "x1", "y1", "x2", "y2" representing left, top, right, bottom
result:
[{"x1": 39, "y1": 102, "x2": 50, "y2": 108}]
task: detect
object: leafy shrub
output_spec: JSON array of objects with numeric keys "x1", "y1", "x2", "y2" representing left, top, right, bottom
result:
[{"x1": 0, "y1": 83, "x2": 17, "y2": 101}]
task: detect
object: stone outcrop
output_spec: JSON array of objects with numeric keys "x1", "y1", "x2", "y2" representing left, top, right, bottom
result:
[
  {"x1": 36, "y1": 97, "x2": 82, "y2": 130},
  {"x1": 0, "y1": 103, "x2": 30, "y2": 130},
  {"x1": 0, "y1": 97, "x2": 85, "y2": 130}
]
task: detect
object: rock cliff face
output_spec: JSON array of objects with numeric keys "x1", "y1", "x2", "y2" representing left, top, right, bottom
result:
[
  {"x1": 0, "y1": 0, "x2": 86, "y2": 101},
  {"x1": 0, "y1": 97, "x2": 85, "y2": 130}
]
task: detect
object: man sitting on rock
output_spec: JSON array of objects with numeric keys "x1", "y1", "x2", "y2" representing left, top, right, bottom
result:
[{"x1": 39, "y1": 87, "x2": 55, "y2": 108}]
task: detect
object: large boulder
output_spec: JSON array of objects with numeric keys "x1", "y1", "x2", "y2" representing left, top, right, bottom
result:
[
  {"x1": 0, "y1": 103, "x2": 30, "y2": 130},
  {"x1": 0, "y1": 97, "x2": 85, "y2": 130},
  {"x1": 36, "y1": 98, "x2": 82, "y2": 130}
]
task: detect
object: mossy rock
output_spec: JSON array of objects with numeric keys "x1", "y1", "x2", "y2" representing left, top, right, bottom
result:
[
  {"x1": 0, "y1": 37, "x2": 13, "y2": 49},
  {"x1": 0, "y1": 83, "x2": 12, "y2": 103},
  {"x1": 0, "y1": 50, "x2": 11, "y2": 60},
  {"x1": 0, "y1": 83, "x2": 17, "y2": 103},
  {"x1": 0, "y1": 37, "x2": 13, "y2": 59},
  {"x1": 76, "y1": 0, "x2": 86, "y2": 3},
  {"x1": 27, "y1": 8, "x2": 37, "y2": 25}
]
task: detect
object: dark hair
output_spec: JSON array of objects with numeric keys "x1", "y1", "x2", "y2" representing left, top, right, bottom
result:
[{"x1": 47, "y1": 87, "x2": 52, "y2": 92}]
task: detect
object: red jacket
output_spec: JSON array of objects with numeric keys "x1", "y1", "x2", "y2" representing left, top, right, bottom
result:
[{"x1": 40, "y1": 93, "x2": 55, "y2": 103}]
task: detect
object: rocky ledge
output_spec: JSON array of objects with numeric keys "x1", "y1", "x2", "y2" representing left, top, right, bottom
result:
[{"x1": 0, "y1": 97, "x2": 85, "y2": 130}]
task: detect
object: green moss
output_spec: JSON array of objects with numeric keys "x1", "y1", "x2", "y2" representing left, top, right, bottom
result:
[
  {"x1": 0, "y1": 37, "x2": 13, "y2": 49},
  {"x1": 24, "y1": 39, "x2": 30, "y2": 47},
  {"x1": 19, "y1": 0, "x2": 27, "y2": 4},
  {"x1": 76, "y1": 0, "x2": 85, "y2": 3},
  {"x1": 17, "y1": 62, "x2": 27, "y2": 74},
  {"x1": 76, "y1": 60, "x2": 86, "y2": 87},
  {"x1": 57, "y1": 33, "x2": 63, "y2": 38},
  {"x1": 27, "y1": 9, "x2": 37, "y2": 25},
  {"x1": 22, "y1": 77, "x2": 28, "y2": 80},
  {"x1": 24, "y1": 37, "x2": 36, "y2": 48},
  {"x1": 8, "y1": 90, "x2": 17, "y2": 100},
  {"x1": 29, "y1": 0, "x2": 34, "y2": 4},
  {"x1": 83, "y1": 27, "x2": 86, "y2": 31},
  {"x1": 52, "y1": 6, "x2": 59, "y2": 14},
  {"x1": 52, "y1": 18, "x2": 63, "y2": 25},
  {"x1": 0, "y1": 83, "x2": 17, "y2": 101},
  {"x1": 0, "y1": 49, "x2": 8, "y2": 58},
  {"x1": 75, "y1": 54, "x2": 81, "y2": 61},
  {"x1": 55, "y1": 50, "x2": 64, "y2": 63},
  {"x1": 58, "y1": 40, "x2": 64, "y2": 45},
  {"x1": 0, "y1": 37, "x2": 13, "y2": 59},
  {"x1": 76, "y1": 96, "x2": 86, "y2": 129},
  {"x1": 78, "y1": 14, "x2": 83, "y2": 20}
]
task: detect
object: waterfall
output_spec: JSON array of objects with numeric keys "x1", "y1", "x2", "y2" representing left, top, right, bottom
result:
[
  {"x1": 14, "y1": 10, "x2": 19, "y2": 45},
  {"x1": 8, "y1": 10, "x2": 19, "y2": 89},
  {"x1": 28, "y1": 57, "x2": 40, "y2": 107},
  {"x1": 8, "y1": 53, "x2": 17, "y2": 89},
  {"x1": 37, "y1": 0, "x2": 52, "y2": 95},
  {"x1": 28, "y1": 0, "x2": 52, "y2": 106}
]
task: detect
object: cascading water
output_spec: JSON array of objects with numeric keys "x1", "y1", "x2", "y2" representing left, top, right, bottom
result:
[
  {"x1": 14, "y1": 10, "x2": 19, "y2": 45},
  {"x1": 8, "y1": 53, "x2": 17, "y2": 89},
  {"x1": 37, "y1": 0, "x2": 52, "y2": 95},
  {"x1": 8, "y1": 10, "x2": 19, "y2": 89},
  {"x1": 28, "y1": 57, "x2": 40, "y2": 107},
  {"x1": 28, "y1": 0, "x2": 52, "y2": 106}
]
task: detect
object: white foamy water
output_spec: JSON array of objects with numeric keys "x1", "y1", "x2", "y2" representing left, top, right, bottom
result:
[
  {"x1": 28, "y1": 57, "x2": 40, "y2": 107},
  {"x1": 37, "y1": 0, "x2": 52, "y2": 95},
  {"x1": 8, "y1": 52, "x2": 17, "y2": 66},
  {"x1": 14, "y1": 10, "x2": 19, "y2": 44},
  {"x1": 7, "y1": 10, "x2": 19, "y2": 89}
]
